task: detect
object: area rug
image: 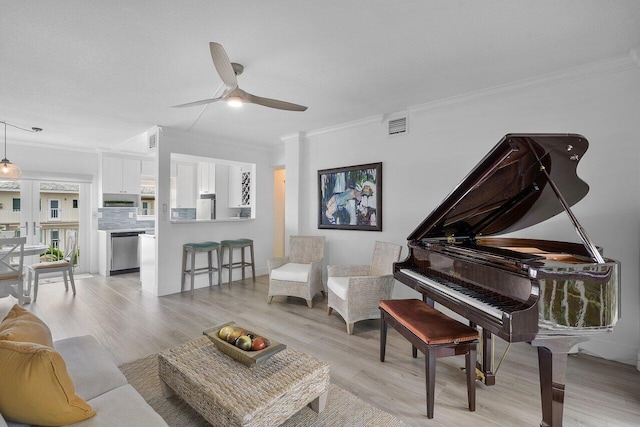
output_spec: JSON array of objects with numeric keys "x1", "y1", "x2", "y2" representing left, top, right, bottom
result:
[{"x1": 120, "y1": 354, "x2": 408, "y2": 426}]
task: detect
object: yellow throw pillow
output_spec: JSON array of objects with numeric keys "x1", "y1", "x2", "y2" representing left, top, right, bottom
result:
[
  {"x1": 0, "y1": 340, "x2": 95, "y2": 426},
  {"x1": 0, "y1": 305, "x2": 53, "y2": 347}
]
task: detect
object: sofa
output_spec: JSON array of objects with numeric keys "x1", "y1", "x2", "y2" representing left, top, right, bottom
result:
[{"x1": 0, "y1": 296, "x2": 167, "y2": 427}]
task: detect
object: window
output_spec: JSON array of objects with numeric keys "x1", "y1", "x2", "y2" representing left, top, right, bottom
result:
[
  {"x1": 12, "y1": 198, "x2": 20, "y2": 212},
  {"x1": 51, "y1": 230, "x2": 59, "y2": 249},
  {"x1": 48, "y1": 199, "x2": 60, "y2": 221},
  {"x1": 73, "y1": 199, "x2": 78, "y2": 209}
]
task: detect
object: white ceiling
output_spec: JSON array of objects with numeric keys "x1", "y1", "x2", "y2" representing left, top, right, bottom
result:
[{"x1": 2, "y1": 1, "x2": 639, "y2": 152}]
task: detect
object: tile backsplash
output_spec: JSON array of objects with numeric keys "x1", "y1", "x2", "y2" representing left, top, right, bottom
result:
[
  {"x1": 170, "y1": 208, "x2": 196, "y2": 221},
  {"x1": 98, "y1": 208, "x2": 155, "y2": 230}
]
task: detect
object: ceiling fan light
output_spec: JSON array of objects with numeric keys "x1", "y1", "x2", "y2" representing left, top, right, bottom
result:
[{"x1": 227, "y1": 97, "x2": 243, "y2": 108}]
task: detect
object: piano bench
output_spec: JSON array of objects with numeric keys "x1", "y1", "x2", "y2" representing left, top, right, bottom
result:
[{"x1": 379, "y1": 298, "x2": 479, "y2": 419}]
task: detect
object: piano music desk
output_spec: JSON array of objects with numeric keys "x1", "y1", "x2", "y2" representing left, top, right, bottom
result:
[{"x1": 379, "y1": 298, "x2": 479, "y2": 419}]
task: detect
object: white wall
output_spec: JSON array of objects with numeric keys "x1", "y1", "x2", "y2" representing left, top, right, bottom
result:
[
  {"x1": 290, "y1": 56, "x2": 640, "y2": 366},
  {"x1": 154, "y1": 127, "x2": 273, "y2": 296}
]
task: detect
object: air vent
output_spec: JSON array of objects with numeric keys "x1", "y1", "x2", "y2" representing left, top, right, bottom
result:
[
  {"x1": 148, "y1": 132, "x2": 157, "y2": 150},
  {"x1": 388, "y1": 116, "x2": 408, "y2": 136}
]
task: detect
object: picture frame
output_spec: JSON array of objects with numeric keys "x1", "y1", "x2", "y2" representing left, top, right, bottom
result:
[{"x1": 318, "y1": 162, "x2": 382, "y2": 231}]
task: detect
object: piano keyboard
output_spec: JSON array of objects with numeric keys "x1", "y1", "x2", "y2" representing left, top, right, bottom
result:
[{"x1": 399, "y1": 268, "x2": 507, "y2": 320}]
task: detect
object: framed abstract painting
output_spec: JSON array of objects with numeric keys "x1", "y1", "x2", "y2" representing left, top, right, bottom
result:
[{"x1": 318, "y1": 162, "x2": 382, "y2": 231}]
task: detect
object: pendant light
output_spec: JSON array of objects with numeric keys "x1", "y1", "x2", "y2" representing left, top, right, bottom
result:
[{"x1": 0, "y1": 121, "x2": 42, "y2": 181}]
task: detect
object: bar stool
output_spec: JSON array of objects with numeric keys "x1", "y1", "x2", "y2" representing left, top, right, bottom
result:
[
  {"x1": 220, "y1": 239, "x2": 255, "y2": 285},
  {"x1": 181, "y1": 241, "x2": 222, "y2": 296}
]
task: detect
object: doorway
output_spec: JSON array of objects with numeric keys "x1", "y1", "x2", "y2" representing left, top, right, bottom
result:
[
  {"x1": 2, "y1": 179, "x2": 86, "y2": 272},
  {"x1": 273, "y1": 168, "x2": 285, "y2": 257}
]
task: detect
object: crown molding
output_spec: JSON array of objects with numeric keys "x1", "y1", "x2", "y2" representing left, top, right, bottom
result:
[
  {"x1": 286, "y1": 53, "x2": 639, "y2": 142},
  {"x1": 304, "y1": 115, "x2": 383, "y2": 139},
  {"x1": 410, "y1": 54, "x2": 638, "y2": 116},
  {"x1": 13, "y1": 138, "x2": 99, "y2": 154},
  {"x1": 280, "y1": 131, "x2": 304, "y2": 144}
]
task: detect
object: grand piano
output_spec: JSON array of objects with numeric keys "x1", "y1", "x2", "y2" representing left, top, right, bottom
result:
[{"x1": 394, "y1": 134, "x2": 620, "y2": 427}]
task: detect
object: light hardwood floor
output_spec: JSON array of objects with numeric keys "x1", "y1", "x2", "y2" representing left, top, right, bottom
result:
[{"x1": 29, "y1": 273, "x2": 640, "y2": 427}]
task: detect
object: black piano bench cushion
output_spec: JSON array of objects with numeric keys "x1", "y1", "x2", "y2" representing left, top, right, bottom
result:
[{"x1": 379, "y1": 299, "x2": 478, "y2": 344}]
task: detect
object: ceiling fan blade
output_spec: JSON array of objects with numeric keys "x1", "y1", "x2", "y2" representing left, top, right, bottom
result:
[
  {"x1": 210, "y1": 42, "x2": 238, "y2": 89},
  {"x1": 171, "y1": 97, "x2": 223, "y2": 108},
  {"x1": 242, "y1": 91, "x2": 308, "y2": 111}
]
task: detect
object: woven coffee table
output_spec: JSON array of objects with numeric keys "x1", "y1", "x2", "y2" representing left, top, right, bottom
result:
[{"x1": 158, "y1": 336, "x2": 330, "y2": 427}]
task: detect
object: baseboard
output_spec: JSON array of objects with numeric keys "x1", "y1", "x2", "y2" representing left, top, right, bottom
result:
[{"x1": 578, "y1": 337, "x2": 639, "y2": 368}]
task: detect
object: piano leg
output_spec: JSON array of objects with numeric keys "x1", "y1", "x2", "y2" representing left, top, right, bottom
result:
[
  {"x1": 531, "y1": 336, "x2": 590, "y2": 427},
  {"x1": 479, "y1": 330, "x2": 496, "y2": 386}
]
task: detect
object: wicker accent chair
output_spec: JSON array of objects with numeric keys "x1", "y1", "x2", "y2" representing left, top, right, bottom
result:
[
  {"x1": 327, "y1": 241, "x2": 402, "y2": 334},
  {"x1": 267, "y1": 236, "x2": 325, "y2": 308}
]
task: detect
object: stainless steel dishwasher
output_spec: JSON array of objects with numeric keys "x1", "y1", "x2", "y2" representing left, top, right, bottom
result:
[{"x1": 110, "y1": 231, "x2": 143, "y2": 274}]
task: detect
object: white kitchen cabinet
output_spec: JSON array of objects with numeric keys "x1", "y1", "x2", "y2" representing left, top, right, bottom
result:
[
  {"x1": 197, "y1": 162, "x2": 216, "y2": 195},
  {"x1": 176, "y1": 162, "x2": 196, "y2": 208},
  {"x1": 103, "y1": 157, "x2": 141, "y2": 194},
  {"x1": 228, "y1": 165, "x2": 252, "y2": 208}
]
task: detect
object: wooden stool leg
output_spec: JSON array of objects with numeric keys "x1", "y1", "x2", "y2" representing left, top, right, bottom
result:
[
  {"x1": 250, "y1": 243, "x2": 255, "y2": 282},
  {"x1": 241, "y1": 246, "x2": 246, "y2": 280},
  {"x1": 190, "y1": 250, "x2": 196, "y2": 296},
  {"x1": 181, "y1": 247, "x2": 187, "y2": 292},
  {"x1": 220, "y1": 247, "x2": 226, "y2": 285},
  {"x1": 216, "y1": 248, "x2": 222, "y2": 286},
  {"x1": 426, "y1": 347, "x2": 436, "y2": 419},
  {"x1": 467, "y1": 343, "x2": 477, "y2": 411},
  {"x1": 228, "y1": 247, "x2": 233, "y2": 286},
  {"x1": 207, "y1": 250, "x2": 213, "y2": 287}
]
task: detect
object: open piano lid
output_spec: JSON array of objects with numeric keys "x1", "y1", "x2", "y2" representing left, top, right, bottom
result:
[{"x1": 408, "y1": 134, "x2": 590, "y2": 241}]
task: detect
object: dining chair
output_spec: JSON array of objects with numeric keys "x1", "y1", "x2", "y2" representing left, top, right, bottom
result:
[
  {"x1": 27, "y1": 230, "x2": 78, "y2": 302},
  {"x1": 0, "y1": 237, "x2": 27, "y2": 305}
]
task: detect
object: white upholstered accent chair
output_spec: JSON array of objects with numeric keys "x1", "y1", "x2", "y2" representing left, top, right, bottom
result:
[
  {"x1": 267, "y1": 236, "x2": 325, "y2": 308},
  {"x1": 0, "y1": 237, "x2": 26, "y2": 305},
  {"x1": 27, "y1": 230, "x2": 78, "y2": 302},
  {"x1": 327, "y1": 241, "x2": 402, "y2": 334}
]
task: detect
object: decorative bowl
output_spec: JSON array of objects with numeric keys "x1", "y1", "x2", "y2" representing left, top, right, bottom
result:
[{"x1": 203, "y1": 322, "x2": 286, "y2": 367}]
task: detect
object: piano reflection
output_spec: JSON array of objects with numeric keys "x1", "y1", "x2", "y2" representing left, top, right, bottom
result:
[{"x1": 394, "y1": 134, "x2": 620, "y2": 427}]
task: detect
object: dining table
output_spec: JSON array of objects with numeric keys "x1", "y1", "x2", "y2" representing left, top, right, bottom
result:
[
  {"x1": 0, "y1": 244, "x2": 49, "y2": 257},
  {"x1": 0, "y1": 244, "x2": 48, "y2": 304}
]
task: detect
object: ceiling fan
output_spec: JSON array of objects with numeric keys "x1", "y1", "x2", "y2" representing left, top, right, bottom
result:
[{"x1": 172, "y1": 42, "x2": 307, "y2": 112}]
